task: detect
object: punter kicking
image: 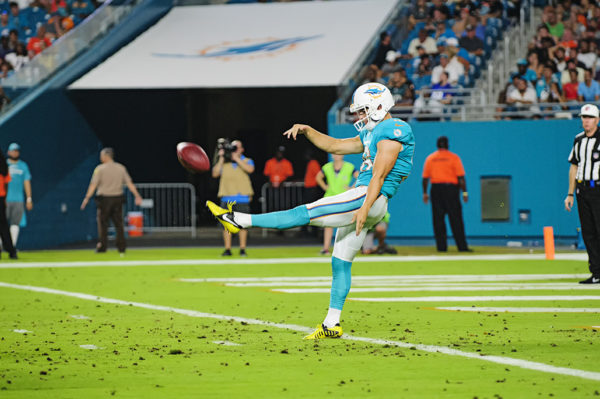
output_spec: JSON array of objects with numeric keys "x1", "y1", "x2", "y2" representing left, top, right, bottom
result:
[{"x1": 207, "y1": 82, "x2": 415, "y2": 339}]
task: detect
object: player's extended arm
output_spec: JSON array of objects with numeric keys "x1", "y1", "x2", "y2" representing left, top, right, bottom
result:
[
  {"x1": 565, "y1": 163, "x2": 578, "y2": 211},
  {"x1": 351, "y1": 139, "x2": 403, "y2": 235},
  {"x1": 283, "y1": 124, "x2": 363, "y2": 155},
  {"x1": 24, "y1": 179, "x2": 33, "y2": 210}
]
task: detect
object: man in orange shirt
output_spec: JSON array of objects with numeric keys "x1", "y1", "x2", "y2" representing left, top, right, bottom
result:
[
  {"x1": 264, "y1": 146, "x2": 293, "y2": 188},
  {"x1": 422, "y1": 136, "x2": 471, "y2": 252}
]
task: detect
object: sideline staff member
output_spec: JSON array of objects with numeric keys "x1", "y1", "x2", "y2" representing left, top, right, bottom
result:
[
  {"x1": 81, "y1": 148, "x2": 143, "y2": 254},
  {"x1": 212, "y1": 140, "x2": 254, "y2": 257},
  {"x1": 565, "y1": 104, "x2": 600, "y2": 284},
  {"x1": 422, "y1": 136, "x2": 471, "y2": 252}
]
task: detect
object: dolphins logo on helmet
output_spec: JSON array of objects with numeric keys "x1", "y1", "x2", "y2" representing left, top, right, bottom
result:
[{"x1": 350, "y1": 83, "x2": 395, "y2": 131}]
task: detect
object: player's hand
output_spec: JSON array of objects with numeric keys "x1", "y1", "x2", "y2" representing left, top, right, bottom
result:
[
  {"x1": 564, "y1": 195, "x2": 574, "y2": 211},
  {"x1": 462, "y1": 192, "x2": 469, "y2": 203},
  {"x1": 351, "y1": 205, "x2": 369, "y2": 236},
  {"x1": 26, "y1": 201, "x2": 33, "y2": 211},
  {"x1": 135, "y1": 196, "x2": 143, "y2": 206},
  {"x1": 423, "y1": 193, "x2": 429, "y2": 204},
  {"x1": 283, "y1": 124, "x2": 310, "y2": 141},
  {"x1": 80, "y1": 197, "x2": 89, "y2": 210}
]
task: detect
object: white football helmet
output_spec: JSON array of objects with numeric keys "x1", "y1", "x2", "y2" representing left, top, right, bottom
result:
[{"x1": 349, "y1": 82, "x2": 395, "y2": 131}]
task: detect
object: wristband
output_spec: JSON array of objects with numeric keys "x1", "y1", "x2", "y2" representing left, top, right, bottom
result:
[
  {"x1": 26, "y1": 197, "x2": 32, "y2": 202},
  {"x1": 462, "y1": 192, "x2": 468, "y2": 195},
  {"x1": 567, "y1": 193, "x2": 574, "y2": 197}
]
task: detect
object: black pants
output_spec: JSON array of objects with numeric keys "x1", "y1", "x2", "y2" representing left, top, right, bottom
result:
[
  {"x1": 430, "y1": 184, "x2": 469, "y2": 251},
  {"x1": 576, "y1": 186, "x2": 600, "y2": 277},
  {"x1": 0, "y1": 198, "x2": 16, "y2": 256},
  {"x1": 96, "y1": 196, "x2": 126, "y2": 252}
]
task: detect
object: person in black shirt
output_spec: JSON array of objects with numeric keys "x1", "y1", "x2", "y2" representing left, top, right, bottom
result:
[
  {"x1": 373, "y1": 31, "x2": 395, "y2": 68},
  {"x1": 565, "y1": 104, "x2": 600, "y2": 284},
  {"x1": 459, "y1": 24, "x2": 484, "y2": 56}
]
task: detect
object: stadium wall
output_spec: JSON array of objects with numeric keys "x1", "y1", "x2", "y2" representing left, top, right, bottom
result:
[{"x1": 329, "y1": 119, "x2": 582, "y2": 240}]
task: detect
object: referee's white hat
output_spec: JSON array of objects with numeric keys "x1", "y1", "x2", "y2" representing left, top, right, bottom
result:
[{"x1": 579, "y1": 104, "x2": 600, "y2": 118}]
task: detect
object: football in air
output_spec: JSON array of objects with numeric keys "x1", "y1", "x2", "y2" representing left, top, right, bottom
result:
[{"x1": 176, "y1": 142, "x2": 210, "y2": 173}]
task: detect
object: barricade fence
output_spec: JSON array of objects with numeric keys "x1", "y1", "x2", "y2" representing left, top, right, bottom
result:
[
  {"x1": 259, "y1": 182, "x2": 306, "y2": 237},
  {"x1": 122, "y1": 183, "x2": 197, "y2": 238}
]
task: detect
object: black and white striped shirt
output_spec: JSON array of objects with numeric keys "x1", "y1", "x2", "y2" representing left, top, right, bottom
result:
[{"x1": 568, "y1": 129, "x2": 600, "y2": 182}]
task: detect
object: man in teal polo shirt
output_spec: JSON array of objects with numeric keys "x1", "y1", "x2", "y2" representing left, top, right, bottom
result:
[{"x1": 6, "y1": 142, "x2": 32, "y2": 247}]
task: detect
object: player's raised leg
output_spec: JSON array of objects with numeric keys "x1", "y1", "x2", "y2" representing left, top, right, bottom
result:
[{"x1": 207, "y1": 187, "x2": 371, "y2": 233}]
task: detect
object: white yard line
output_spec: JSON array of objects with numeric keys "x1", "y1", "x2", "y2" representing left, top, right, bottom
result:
[
  {"x1": 351, "y1": 295, "x2": 600, "y2": 302},
  {"x1": 1, "y1": 281, "x2": 600, "y2": 382},
  {"x1": 272, "y1": 285, "x2": 600, "y2": 293},
  {"x1": 434, "y1": 307, "x2": 600, "y2": 313},
  {"x1": 0, "y1": 253, "x2": 589, "y2": 269},
  {"x1": 182, "y1": 274, "x2": 590, "y2": 284}
]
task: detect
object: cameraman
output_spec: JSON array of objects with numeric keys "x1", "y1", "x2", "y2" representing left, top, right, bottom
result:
[{"x1": 211, "y1": 139, "x2": 254, "y2": 256}]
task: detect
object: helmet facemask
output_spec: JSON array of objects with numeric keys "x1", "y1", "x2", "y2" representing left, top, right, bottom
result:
[{"x1": 351, "y1": 104, "x2": 384, "y2": 132}]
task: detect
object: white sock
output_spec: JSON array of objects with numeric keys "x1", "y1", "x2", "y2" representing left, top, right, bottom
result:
[
  {"x1": 233, "y1": 212, "x2": 252, "y2": 228},
  {"x1": 323, "y1": 308, "x2": 342, "y2": 328},
  {"x1": 10, "y1": 225, "x2": 19, "y2": 247}
]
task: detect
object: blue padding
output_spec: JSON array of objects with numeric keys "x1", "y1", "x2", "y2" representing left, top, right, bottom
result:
[
  {"x1": 330, "y1": 257, "x2": 352, "y2": 310},
  {"x1": 251, "y1": 205, "x2": 310, "y2": 229}
]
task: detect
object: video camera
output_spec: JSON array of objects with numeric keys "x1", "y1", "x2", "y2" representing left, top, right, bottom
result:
[{"x1": 217, "y1": 138, "x2": 238, "y2": 162}]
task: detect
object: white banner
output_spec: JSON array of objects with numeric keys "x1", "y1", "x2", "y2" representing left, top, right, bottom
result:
[{"x1": 69, "y1": 0, "x2": 398, "y2": 89}]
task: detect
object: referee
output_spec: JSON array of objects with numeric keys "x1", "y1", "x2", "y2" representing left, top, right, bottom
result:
[
  {"x1": 422, "y1": 136, "x2": 471, "y2": 252},
  {"x1": 565, "y1": 104, "x2": 600, "y2": 284}
]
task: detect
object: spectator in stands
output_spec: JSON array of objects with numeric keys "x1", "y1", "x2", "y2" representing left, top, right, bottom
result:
[
  {"x1": 413, "y1": 54, "x2": 433, "y2": 89},
  {"x1": 7, "y1": 29, "x2": 19, "y2": 52},
  {"x1": 408, "y1": 0, "x2": 429, "y2": 30},
  {"x1": 513, "y1": 58, "x2": 538, "y2": 84},
  {"x1": 0, "y1": 61, "x2": 13, "y2": 79},
  {"x1": 432, "y1": 20, "x2": 456, "y2": 44},
  {"x1": 578, "y1": 68, "x2": 600, "y2": 101},
  {"x1": 0, "y1": 36, "x2": 10, "y2": 60},
  {"x1": 388, "y1": 70, "x2": 415, "y2": 104},
  {"x1": 0, "y1": 11, "x2": 14, "y2": 37},
  {"x1": 549, "y1": 45, "x2": 567, "y2": 72},
  {"x1": 411, "y1": 45, "x2": 429, "y2": 70},
  {"x1": 27, "y1": 26, "x2": 51, "y2": 55},
  {"x1": 381, "y1": 50, "x2": 403, "y2": 78},
  {"x1": 432, "y1": 53, "x2": 458, "y2": 84},
  {"x1": 373, "y1": 31, "x2": 395, "y2": 68},
  {"x1": 563, "y1": 69, "x2": 580, "y2": 101},
  {"x1": 578, "y1": 39, "x2": 597, "y2": 70},
  {"x1": 545, "y1": 9, "x2": 565, "y2": 39},
  {"x1": 70, "y1": 0, "x2": 95, "y2": 21},
  {"x1": 264, "y1": 146, "x2": 293, "y2": 189},
  {"x1": 543, "y1": 81, "x2": 566, "y2": 113},
  {"x1": 558, "y1": 28, "x2": 578, "y2": 49},
  {"x1": 459, "y1": 24, "x2": 484, "y2": 57},
  {"x1": 536, "y1": 63, "x2": 561, "y2": 101},
  {"x1": 407, "y1": 28, "x2": 437, "y2": 58},
  {"x1": 451, "y1": 7, "x2": 470, "y2": 37},
  {"x1": 506, "y1": 75, "x2": 540, "y2": 117},
  {"x1": 212, "y1": 140, "x2": 254, "y2": 257},
  {"x1": 358, "y1": 64, "x2": 385, "y2": 86},
  {"x1": 527, "y1": 51, "x2": 544, "y2": 79},
  {"x1": 496, "y1": 82, "x2": 511, "y2": 119},
  {"x1": 8, "y1": 1, "x2": 21, "y2": 29},
  {"x1": 428, "y1": 0, "x2": 451, "y2": 22},
  {"x1": 5, "y1": 42, "x2": 27, "y2": 71},
  {"x1": 561, "y1": 59, "x2": 585, "y2": 84},
  {"x1": 414, "y1": 71, "x2": 454, "y2": 118}
]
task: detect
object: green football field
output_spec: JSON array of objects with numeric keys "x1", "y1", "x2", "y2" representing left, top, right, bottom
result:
[{"x1": 0, "y1": 247, "x2": 599, "y2": 398}]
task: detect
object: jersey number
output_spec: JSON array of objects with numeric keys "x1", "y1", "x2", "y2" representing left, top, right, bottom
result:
[{"x1": 359, "y1": 147, "x2": 373, "y2": 172}]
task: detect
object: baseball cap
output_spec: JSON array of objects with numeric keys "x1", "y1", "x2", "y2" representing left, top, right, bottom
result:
[
  {"x1": 8, "y1": 143, "x2": 20, "y2": 151},
  {"x1": 517, "y1": 58, "x2": 528, "y2": 66},
  {"x1": 579, "y1": 104, "x2": 600, "y2": 117},
  {"x1": 436, "y1": 38, "x2": 446, "y2": 47},
  {"x1": 466, "y1": 24, "x2": 475, "y2": 31},
  {"x1": 385, "y1": 50, "x2": 399, "y2": 63},
  {"x1": 446, "y1": 37, "x2": 459, "y2": 47}
]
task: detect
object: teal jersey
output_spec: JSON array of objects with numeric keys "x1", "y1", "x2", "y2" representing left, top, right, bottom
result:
[
  {"x1": 7, "y1": 160, "x2": 31, "y2": 202},
  {"x1": 355, "y1": 118, "x2": 414, "y2": 198}
]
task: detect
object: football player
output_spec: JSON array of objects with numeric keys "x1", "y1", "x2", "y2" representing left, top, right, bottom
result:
[{"x1": 207, "y1": 82, "x2": 415, "y2": 339}]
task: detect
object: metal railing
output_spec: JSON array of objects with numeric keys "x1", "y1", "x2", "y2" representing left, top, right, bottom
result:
[
  {"x1": 123, "y1": 183, "x2": 197, "y2": 238},
  {"x1": 259, "y1": 181, "x2": 306, "y2": 236}
]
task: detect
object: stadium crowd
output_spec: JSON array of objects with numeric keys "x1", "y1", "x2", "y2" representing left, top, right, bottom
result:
[{"x1": 0, "y1": 0, "x2": 98, "y2": 110}]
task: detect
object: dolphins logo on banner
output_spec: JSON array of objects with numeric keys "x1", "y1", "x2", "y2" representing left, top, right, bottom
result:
[{"x1": 153, "y1": 35, "x2": 323, "y2": 60}]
